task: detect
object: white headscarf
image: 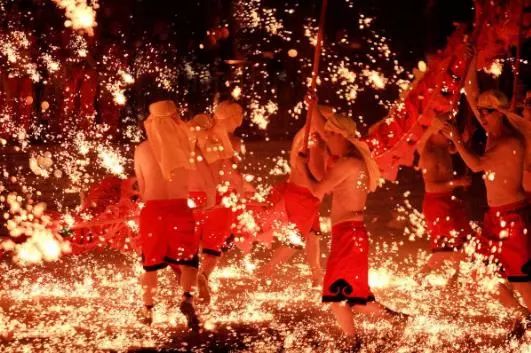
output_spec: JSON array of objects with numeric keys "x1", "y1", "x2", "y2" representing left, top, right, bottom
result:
[{"x1": 143, "y1": 100, "x2": 196, "y2": 180}]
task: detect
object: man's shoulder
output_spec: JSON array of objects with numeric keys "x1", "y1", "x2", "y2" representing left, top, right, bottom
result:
[
  {"x1": 498, "y1": 135, "x2": 524, "y2": 149},
  {"x1": 134, "y1": 141, "x2": 150, "y2": 156}
]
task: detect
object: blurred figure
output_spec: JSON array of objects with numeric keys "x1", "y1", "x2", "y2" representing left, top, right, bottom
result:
[
  {"x1": 96, "y1": 41, "x2": 132, "y2": 139},
  {"x1": 497, "y1": 90, "x2": 531, "y2": 201},
  {"x1": 134, "y1": 100, "x2": 200, "y2": 331},
  {"x1": 449, "y1": 85, "x2": 530, "y2": 337},
  {"x1": 59, "y1": 29, "x2": 97, "y2": 134},
  {"x1": 0, "y1": 19, "x2": 37, "y2": 137},
  {"x1": 416, "y1": 117, "x2": 473, "y2": 278}
]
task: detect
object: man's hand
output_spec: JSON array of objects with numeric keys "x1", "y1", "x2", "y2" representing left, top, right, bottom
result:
[{"x1": 441, "y1": 123, "x2": 462, "y2": 145}]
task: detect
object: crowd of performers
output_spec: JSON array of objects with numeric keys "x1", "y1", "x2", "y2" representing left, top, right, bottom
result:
[
  {"x1": 131, "y1": 51, "x2": 530, "y2": 340},
  {"x1": 1, "y1": 2, "x2": 529, "y2": 345}
]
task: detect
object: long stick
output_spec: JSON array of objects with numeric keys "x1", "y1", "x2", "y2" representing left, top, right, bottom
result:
[
  {"x1": 511, "y1": 2, "x2": 525, "y2": 110},
  {"x1": 303, "y1": 0, "x2": 329, "y2": 151}
]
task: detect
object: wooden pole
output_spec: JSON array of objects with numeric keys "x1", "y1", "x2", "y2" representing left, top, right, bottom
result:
[
  {"x1": 511, "y1": 2, "x2": 525, "y2": 110},
  {"x1": 303, "y1": 0, "x2": 329, "y2": 151}
]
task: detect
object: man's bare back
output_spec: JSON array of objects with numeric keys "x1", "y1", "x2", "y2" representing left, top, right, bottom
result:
[{"x1": 134, "y1": 141, "x2": 189, "y2": 201}]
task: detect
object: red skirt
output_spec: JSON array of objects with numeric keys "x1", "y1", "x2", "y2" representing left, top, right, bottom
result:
[
  {"x1": 196, "y1": 206, "x2": 234, "y2": 256},
  {"x1": 140, "y1": 199, "x2": 197, "y2": 271},
  {"x1": 479, "y1": 201, "x2": 530, "y2": 281},
  {"x1": 322, "y1": 221, "x2": 375, "y2": 305},
  {"x1": 422, "y1": 192, "x2": 472, "y2": 252},
  {"x1": 283, "y1": 182, "x2": 321, "y2": 238}
]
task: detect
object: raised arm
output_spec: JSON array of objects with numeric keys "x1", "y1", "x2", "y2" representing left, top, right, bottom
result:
[
  {"x1": 463, "y1": 55, "x2": 482, "y2": 125},
  {"x1": 441, "y1": 122, "x2": 492, "y2": 173},
  {"x1": 306, "y1": 158, "x2": 355, "y2": 199},
  {"x1": 134, "y1": 146, "x2": 146, "y2": 199},
  {"x1": 499, "y1": 108, "x2": 531, "y2": 133}
]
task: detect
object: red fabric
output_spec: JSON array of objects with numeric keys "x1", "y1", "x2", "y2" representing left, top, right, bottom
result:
[
  {"x1": 97, "y1": 96, "x2": 121, "y2": 136},
  {"x1": 364, "y1": 26, "x2": 470, "y2": 180},
  {"x1": 422, "y1": 192, "x2": 472, "y2": 252},
  {"x1": 1, "y1": 75, "x2": 33, "y2": 132},
  {"x1": 283, "y1": 182, "x2": 320, "y2": 238},
  {"x1": 322, "y1": 221, "x2": 375, "y2": 304},
  {"x1": 231, "y1": 203, "x2": 264, "y2": 249},
  {"x1": 479, "y1": 201, "x2": 530, "y2": 280},
  {"x1": 139, "y1": 199, "x2": 197, "y2": 270},
  {"x1": 474, "y1": 0, "x2": 527, "y2": 69},
  {"x1": 188, "y1": 191, "x2": 208, "y2": 209},
  {"x1": 81, "y1": 176, "x2": 122, "y2": 215},
  {"x1": 196, "y1": 206, "x2": 234, "y2": 255},
  {"x1": 69, "y1": 177, "x2": 140, "y2": 254},
  {"x1": 61, "y1": 67, "x2": 97, "y2": 131}
]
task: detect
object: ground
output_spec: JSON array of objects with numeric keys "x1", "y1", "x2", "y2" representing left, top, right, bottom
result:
[{"x1": 0, "y1": 141, "x2": 529, "y2": 353}]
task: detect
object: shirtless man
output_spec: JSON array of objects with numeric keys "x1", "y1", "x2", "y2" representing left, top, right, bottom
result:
[
  {"x1": 258, "y1": 125, "x2": 323, "y2": 287},
  {"x1": 416, "y1": 119, "x2": 473, "y2": 276},
  {"x1": 134, "y1": 100, "x2": 200, "y2": 331},
  {"x1": 306, "y1": 106, "x2": 405, "y2": 337},
  {"x1": 497, "y1": 90, "x2": 531, "y2": 201},
  {"x1": 189, "y1": 102, "x2": 247, "y2": 304},
  {"x1": 443, "y1": 89, "x2": 530, "y2": 335}
]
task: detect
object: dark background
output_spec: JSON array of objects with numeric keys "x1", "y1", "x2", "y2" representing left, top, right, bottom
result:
[{"x1": 1, "y1": 0, "x2": 527, "y2": 139}]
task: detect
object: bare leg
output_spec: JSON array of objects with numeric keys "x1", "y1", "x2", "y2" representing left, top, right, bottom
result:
[
  {"x1": 511, "y1": 282, "x2": 531, "y2": 311},
  {"x1": 259, "y1": 246, "x2": 298, "y2": 277},
  {"x1": 179, "y1": 265, "x2": 198, "y2": 293},
  {"x1": 198, "y1": 254, "x2": 218, "y2": 304},
  {"x1": 330, "y1": 303, "x2": 356, "y2": 336},
  {"x1": 352, "y1": 301, "x2": 392, "y2": 316},
  {"x1": 305, "y1": 232, "x2": 322, "y2": 286},
  {"x1": 495, "y1": 282, "x2": 530, "y2": 316},
  {"x1": 139, "y1": 271, "x2": 157, "y2": 325},
  {"x1": 497, "y1": 282, "x2": 531, "y2": 340},
  {"x1": 179, "y1": 265, "x2": 200, "y2": 331},
  {"x1": 420, "y1": 251, "x2": 464, "y2": 274},
  {"x1": 169, "y1": 264, "x2": 181, "y2": 282},
  {"x1": 200, "y1": 253, "x2": 219, "y2": 278},
  {"x1": 140, "y1": 271, "x2": 158, "y2": 307}
]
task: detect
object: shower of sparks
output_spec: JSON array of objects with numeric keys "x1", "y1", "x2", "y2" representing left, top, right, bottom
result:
[
  {"x1": 0, "y1": 2, "x2": 529, "y2": 352},
  {"x1": 52, "y1": 0, "x2": 99, "y2": 36}
]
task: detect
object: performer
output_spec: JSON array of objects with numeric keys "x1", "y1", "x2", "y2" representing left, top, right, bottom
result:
[
  {"x1": 306, "y1": 105, "x2": 406, "y2": 336},
  {"x1": 188, "y1": 112, "x2": 232, "y2": 304},
  {"x1": 0, "y1": 28, "x2": 35, "y2": 135},
  {"x1": 134, "y1": 100, "x2": 200, "y2": 331},
  {"x1": 59, "y1": 29, "x2": 97, "y2": 133},
  {"x1": 257, "y1": 123, "x2": 324, "y2": 287},
  {"x1": 416, "y1": 117, "x2": 473, "y2": 276},
  {"x1": 444, "y1": 90, "x2": 530, "y2": 335},
  {"x1": 496, "y1": 90, "x2": 531, "y2": 201},
  {"x1": 189, "y1": 101, "x2": 247, "y2": 304}
]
